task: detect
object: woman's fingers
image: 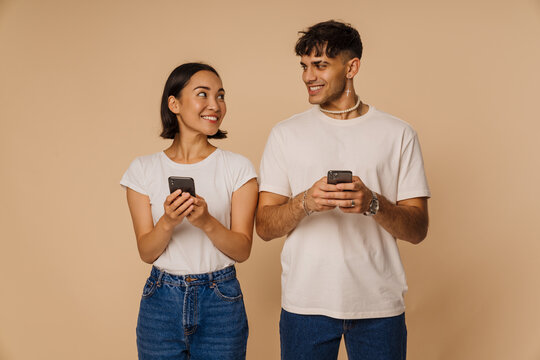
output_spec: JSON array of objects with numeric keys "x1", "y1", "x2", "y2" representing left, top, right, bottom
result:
[
  {"x1": 165, "y1": 189, "x2": 183, "y2": 205},
  {"x1": 169, "y1": 192, "x2": 191, "y2": 211},
  {"x1": 173, "y1": 196, "x2": 195, "y2": 216}
]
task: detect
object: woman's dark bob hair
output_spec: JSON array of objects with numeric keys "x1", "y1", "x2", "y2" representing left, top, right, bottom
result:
[{"x1": 160, "y1": 62, "x2": 227, "y2": 139}]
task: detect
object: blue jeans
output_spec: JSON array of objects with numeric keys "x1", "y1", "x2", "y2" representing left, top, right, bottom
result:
[
  {"x1": 136, "y1": 265, "x2": 248, "y2": 360},
  {"x1": 280, "y1": 309, "x2": 407, "y2": 360}
]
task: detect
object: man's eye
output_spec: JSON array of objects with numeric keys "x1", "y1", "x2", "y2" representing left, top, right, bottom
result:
[
  {"x1": 317, "y1": 65, "x2": 326, "y2": 69},
  {"x1": 218, "y1": 94, "x2": 225, "y2": 100},
  {"x1": 197, "y1": 92, "x2": 207, "y2": 97}
]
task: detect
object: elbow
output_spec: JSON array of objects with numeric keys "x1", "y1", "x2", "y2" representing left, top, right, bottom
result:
[
  {"x1": 408, "y1": 236, "x2": 425, "y2": 245},
  {"x1": 137, "y1": 245, "x2": 158, "y2": 264},
  {"x1": 234, "y1": 243, "x2": 251, "y2": 263},
  {"x1": 408, "y1": 228, "x2": 428, "y2": 245},
  {"x1": 255, "y1": 225, "x2": 274, "y2": 242},
  {"x1": 235, "y1": 254, "x2": 250, "y2": 263},
  {"x1": 139, "y1": 253, "x2": 156, "y2": 264},
  {"x1": 255, "y1": 216, "x2": 276, "y2": 241}
]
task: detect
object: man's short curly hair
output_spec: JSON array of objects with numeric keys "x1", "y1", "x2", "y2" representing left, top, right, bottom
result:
[{"x1": 295, "y1": 20, "x2": 363, "y2": 61}]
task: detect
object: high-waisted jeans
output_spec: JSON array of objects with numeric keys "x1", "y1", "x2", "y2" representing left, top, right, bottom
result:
[{"x1": 136, "y1": 265, "x2": 248, "y2": 360}]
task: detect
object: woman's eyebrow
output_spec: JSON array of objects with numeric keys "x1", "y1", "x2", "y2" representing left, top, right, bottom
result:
[{"x1": 193, "y1": 86, "x2": 225, "y2": 92}]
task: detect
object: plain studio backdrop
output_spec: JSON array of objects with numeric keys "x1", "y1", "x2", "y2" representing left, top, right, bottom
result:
[{"x1": 1, "y1": 0, "x2": 539, "y2": 359}]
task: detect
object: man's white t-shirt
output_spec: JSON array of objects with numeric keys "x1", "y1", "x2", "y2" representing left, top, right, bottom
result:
[
  {"x1": 260, "y1": 106, "x2": 431, "y2": 319},
  {"x1": 121, "y1": 148, "x2": 257, "y2": 275}
]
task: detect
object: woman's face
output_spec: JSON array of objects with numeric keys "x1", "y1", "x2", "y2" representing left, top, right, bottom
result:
[{"x1": 170, "y1": 70, "x2": 226, "y2": 137}]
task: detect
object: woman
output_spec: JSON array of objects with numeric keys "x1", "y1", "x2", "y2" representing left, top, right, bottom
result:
[{"x1": 120, "y1": 63, "x2": 258, "y2": 359}]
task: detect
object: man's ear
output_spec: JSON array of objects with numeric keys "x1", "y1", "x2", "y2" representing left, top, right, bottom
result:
[
  {"x1": 168, "y1": 95, "x2": 180, "y2": 114},
  {"x1": 346, "y1": 58, "x2": 361, "y2": 78}
]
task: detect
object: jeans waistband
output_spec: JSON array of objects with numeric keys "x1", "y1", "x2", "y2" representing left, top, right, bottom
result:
[{"x1": 150, "y1": 265, "x2": 236, "y2": 286}]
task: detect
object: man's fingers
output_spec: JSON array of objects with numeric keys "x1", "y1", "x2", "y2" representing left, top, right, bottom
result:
[
  {"x1": 318, "y1": 183, "x2": 340, "y2": 192},
  {"x1": 335, "y1": 182, "x2": 357, "y2": 191},
  {"x1": 323, "y1": 199, "x2": 358, "y2": 207},
  {"x1": 319, "y1": 191, "x2": 357, "y2": 200},
  {"x1": 336, "y1": 178, "x2": 363, "y2": 191}
]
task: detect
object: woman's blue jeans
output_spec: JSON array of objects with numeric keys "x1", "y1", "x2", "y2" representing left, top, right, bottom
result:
[
  {"x1": 280, "y1": 309, "x2": 407, "y2": 360},
  {"x1": 136, "y1": 265, "x2": 248, "y2": 360}
]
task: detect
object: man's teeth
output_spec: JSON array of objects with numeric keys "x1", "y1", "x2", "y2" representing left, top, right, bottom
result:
[
  {"x1": 310, "y1": 86, "x2": 323, "y2": 91},
  {"x1": 202, "y1": 116, "x2": 218, "y2": 120}
]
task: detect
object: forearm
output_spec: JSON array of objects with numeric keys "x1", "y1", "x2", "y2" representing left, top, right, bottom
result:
[
  {"x1": 136, "y1": 217, "x2": 175, "y2": 263},
  {"x1": 202, "y1": 216, "x2": 252, "y2": 262},
  {"x1": 374, "y1": 195, "x2": 429, "y2": 244},
  {"x1": 256, "y1": 192, "x2": 306, "y2": 241}
]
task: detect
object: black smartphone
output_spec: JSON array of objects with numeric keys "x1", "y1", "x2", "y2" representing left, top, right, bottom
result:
[
  {"x1": 168, "y1": 176, "x2": 196, "y2": 197},
  {"x1": 327, "y1": 170, "x2": 352, "y2": 185}
]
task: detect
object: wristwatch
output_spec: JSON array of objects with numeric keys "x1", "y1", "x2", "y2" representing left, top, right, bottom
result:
[{"x1": 363, "y1": 191, "x2": 379, "y2": 216}]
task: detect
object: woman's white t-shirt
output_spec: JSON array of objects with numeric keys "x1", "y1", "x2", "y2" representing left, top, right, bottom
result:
[{"x1": 121, "y1": 148, "x2": 257, "y2": 275}]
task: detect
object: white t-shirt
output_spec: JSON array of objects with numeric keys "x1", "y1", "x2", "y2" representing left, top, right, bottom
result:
[
  {"x1": 121, "y1": 148, "x2": 257, "y2": 275},
  {"x1": 260, "y1": 106, "x2": 431, "y2": 319}
]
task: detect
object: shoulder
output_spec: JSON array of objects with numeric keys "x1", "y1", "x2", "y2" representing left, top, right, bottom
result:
[
  {"x1": 216, "y1": 149, "x2": 255, "y2": 168},
  {"x1": 369, "y1": 107, "x2": 418, "y2": 138},
  {"x1": 124, "y1": 152, "x2": 164, "y2": 178},
  {"x1": 266, "y1": 107, "x2": 317, "y2": 144},
  {"x1": 272, "y1": 107, "x2": 317, "y2": 132},
  {"x1": 137, "y1": 151, "x2": 162, "y2": 163},
  {"x1": 129, "y1": 151, "x2": 162, "y2": 168}
]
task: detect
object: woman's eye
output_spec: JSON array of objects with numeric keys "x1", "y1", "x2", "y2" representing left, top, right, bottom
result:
[
  {"x1": 197, "y1": 92, "x2": 207, "y2": 97},
  {"x1": 218, "y1": 94, "x2": 225, "y2": 100}
]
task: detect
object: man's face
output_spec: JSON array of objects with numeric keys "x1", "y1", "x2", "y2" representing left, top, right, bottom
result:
[{"x1": 300, "y1": 50, "x2": 348, "y2": 106}]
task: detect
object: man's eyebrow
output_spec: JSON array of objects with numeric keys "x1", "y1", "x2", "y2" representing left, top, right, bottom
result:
[{"x1": 299, "y1": 60, "x2": 329, "y2": 66}]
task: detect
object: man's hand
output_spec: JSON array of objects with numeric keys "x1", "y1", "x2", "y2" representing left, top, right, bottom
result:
[
  {"x1": 315, "y1": 176, "x2": 372, "y2": 214},
  {"x1": 304, "y1": 177, "x2": 339, "y2": 213}
]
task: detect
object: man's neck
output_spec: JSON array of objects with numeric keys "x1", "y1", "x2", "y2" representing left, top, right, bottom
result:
[{"x1": 319, "y1": 95, "x2": 366, "y2": 120}]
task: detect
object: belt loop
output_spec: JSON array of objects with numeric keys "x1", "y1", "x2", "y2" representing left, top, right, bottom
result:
[
  {"x1": 208, "y1": 270, "x2": 213, "y2": 283},
  {"x1": 156, "y1": 269, "x2": 165, "y2": 287}
]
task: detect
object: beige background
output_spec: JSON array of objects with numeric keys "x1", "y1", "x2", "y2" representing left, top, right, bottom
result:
[{"x1": 1, "y1": 0, "x2": 540, "y2": 359}]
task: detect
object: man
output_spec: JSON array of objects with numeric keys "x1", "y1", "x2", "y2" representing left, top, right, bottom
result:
[{"x1": 256, "y1": 20, "x2": 431, "y2": 360}]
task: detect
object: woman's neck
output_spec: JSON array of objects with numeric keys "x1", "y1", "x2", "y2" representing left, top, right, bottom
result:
[{"x1": 164, "y1": 132, "x2": 216, "y2": 164}]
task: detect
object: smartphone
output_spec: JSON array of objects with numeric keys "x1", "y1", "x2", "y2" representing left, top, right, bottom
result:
[
  {"x1": 168, "y1": 176, "x2": 196, "y2": 197},
  {"x1": 327, "y1": 170, "x2": 352, "y2": 185}
]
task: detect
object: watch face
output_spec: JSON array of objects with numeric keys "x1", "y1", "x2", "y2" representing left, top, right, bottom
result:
[{"x1": 370, "y1": 193, "x2": 379, "y2": 214}]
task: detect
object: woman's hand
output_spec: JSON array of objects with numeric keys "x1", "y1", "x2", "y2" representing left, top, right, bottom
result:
[
  {"x1": 162, "y1": 189, "x2": 195, "y2": 229},
  {"x1": 186, "y1": 195, "x2": 213, "y2": 230}
]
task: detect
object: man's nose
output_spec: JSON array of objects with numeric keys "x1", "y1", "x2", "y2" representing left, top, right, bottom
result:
[{"x1": 304, "y1": 67, "x2": 316, "y2": 83}]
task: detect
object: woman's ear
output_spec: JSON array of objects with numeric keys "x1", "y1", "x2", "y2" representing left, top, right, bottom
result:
[{"x1": 168, "y1": 95, "x2": 180, "y2": 114}]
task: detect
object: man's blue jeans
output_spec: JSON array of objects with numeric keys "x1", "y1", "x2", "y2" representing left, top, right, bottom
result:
[
  {"x1": 136, "y1": 265, "x2": 248, "y2": 360},
  {"x1": 280, "y1": 309, "x2": 407, "y2": 360}
]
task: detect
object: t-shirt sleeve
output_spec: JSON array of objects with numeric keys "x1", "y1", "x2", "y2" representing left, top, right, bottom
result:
[
  {"x1": 397, "y1": 132, "x2": 431, "y2": 201},
  {"x1": 231, "y1": 155, "x2": 258, "y2": 192},
  {"x1": 120, "y1": 157, "x2": 148, "y2": 195},
  {"x1": 259, "y1": 127, "x2": 292, "y2": 197}
]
